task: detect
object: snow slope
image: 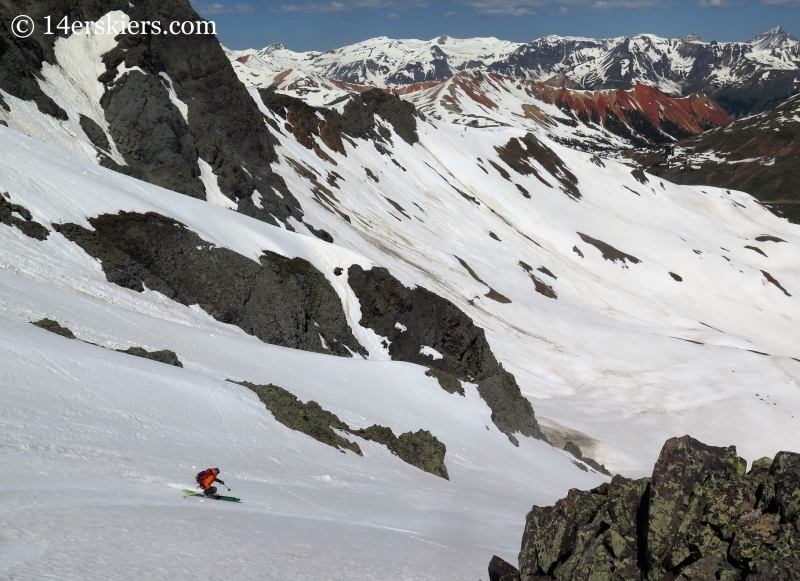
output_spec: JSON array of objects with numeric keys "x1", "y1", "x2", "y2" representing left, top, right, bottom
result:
[
  {"x1": 253, "y1": 90, "x2": 800, "y2": 474},
  {"x1": 0, "y1": 127, "x2": 602, "y2": 580},
  {"x1": 3, "y1": 22, "x2": 800, "y2": 578}
]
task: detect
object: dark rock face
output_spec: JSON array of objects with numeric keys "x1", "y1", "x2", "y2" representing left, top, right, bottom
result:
[
  {"x1": 0, "y1": 194, "x2": 49, "y2": 240},
  {"x1": 563, "y1": 441, "x2": 611, "y2": 476},
  {"x1": 97, "y1": 0, "x2": 302, "y2": 225},
  {"x1": 347, "y1": 264, "x2": 545, "y2": 443},
  {"x1": 236, "y1": 381, "x2": 449, "y2": 478},
  {"x1": 352, "y1": 425, "x2": 449, "y2": 480},
  {"x1": 31, "y1": 318, "x2": 75, "y2": 339},
  {"x1": 577, "y1": 233, "x2": 641, "y2": 266},
  {"x1": 99, "y1": 71, "x2": 205, "y2": 198},
  {"x1": 78, "y1": 114, "x2": 111, "y2": 154},
  {"x1": 0, "y1": 0, "x2": 302, "y2": 226},
  {"x1": 512, "y1": 435, "x2": 800, "y2": 581},
  {"x1": 425, "y1": 367, "x2": 465, "y2": 396},
  {"x1": 237, "y1": 380, "x2": 363, "y2": 455},
  {"x1": 117, "y1": 346, "x2": 183, "y2": 367},
  {"x1": 260, "y1": 87, "x2": 420, "y2": 150},
  {"x1": 55, "y1": 211, "x2": 366, "y2": 357},
  {"x1": 495, "y1": 134, "x2": 580, "y2": 199},
  {"x1": 489, "y1": 555, "x2": 521, "y2": 581}
]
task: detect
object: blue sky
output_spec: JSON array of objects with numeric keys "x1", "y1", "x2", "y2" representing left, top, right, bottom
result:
[{"x1": 195, "y1": 0, "x2": 800, "y2": 51}]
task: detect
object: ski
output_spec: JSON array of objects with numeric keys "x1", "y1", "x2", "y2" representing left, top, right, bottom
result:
[{"x1": 183, "y1": 489, "x2": 241, "y2": 503}]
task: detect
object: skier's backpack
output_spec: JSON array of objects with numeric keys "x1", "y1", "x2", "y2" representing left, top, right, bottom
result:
[{"x1": 195, "y1": 469, "x2": 214, "y2": 486}]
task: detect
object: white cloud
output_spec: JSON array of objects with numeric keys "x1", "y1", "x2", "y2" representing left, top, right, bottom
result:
[
  {"x1": 193, "y1": 2, "x2": 254, "y2": 14},
  {"x1": 265, "y1": 0, "x2": 663, "y2": 15}
]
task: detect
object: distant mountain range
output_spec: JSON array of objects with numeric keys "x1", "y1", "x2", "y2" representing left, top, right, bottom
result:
[{"x1": 228, "y1": 26, "x2": 800, "y2": 117}]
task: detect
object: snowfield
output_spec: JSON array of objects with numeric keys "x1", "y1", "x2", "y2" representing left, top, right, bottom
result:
[{"x1": 2, "y1": 21, "x2": 800, "y2": 577}]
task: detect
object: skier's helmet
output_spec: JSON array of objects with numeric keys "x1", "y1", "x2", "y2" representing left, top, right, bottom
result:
[{"x1": 213, "y1": 468, "x2": 220, "y2": 474}]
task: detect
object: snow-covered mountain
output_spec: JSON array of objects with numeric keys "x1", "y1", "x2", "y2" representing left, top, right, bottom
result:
[
  {"x1": 402, "y1": 70, "x2": 732, "y2": 150},
  {"x1": 227, "y1": 35, "x2": 521, "y2": 88},
  {"x1": 2, "y1": 2, "x2": 800, "y2": 579},
  {"x1": 233, "y1": 27, "x2": 800, "y2": 116}
]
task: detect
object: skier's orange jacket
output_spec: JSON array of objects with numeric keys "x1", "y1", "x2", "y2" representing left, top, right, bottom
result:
[{"x1": 196, "y1": 468, "x2": 222, "y2": 490}]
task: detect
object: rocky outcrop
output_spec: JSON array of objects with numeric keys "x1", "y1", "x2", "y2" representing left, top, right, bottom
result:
[
  {"x1": 235, "y1": 380, "x2": 449, "y2": 478},
  {"x1": 425, "y1": 367, "x2": 465, "y2": 396},
  {"x1": 347, "y1": 264, "x2": 545, "y2": 444},
  {"x1": 1, "y1": 193, "x2": 49, "y2": 240},
  {"x1": 352, "y1": 425, "x2": 449, "y2": 480},
  {"x1": 495, "y1": 133, "x2": 580, "y2": 199},
  {"x1": 504, "y1": 435, "x2": 800, "y2": 581},
  {"x1": 116, "y1": 347, "x2": 183, "y2": 368},
  {"x1": 55, "y1": 211, "x2": 366, "y2": 357},
  {"x1": 31, "y1": 318, "x2": 75, "y2": 339},
  {"x1": 563, "y1": 441, "x2": 611, "y2": 476},
  {"x1": 97, "y1": 0, "x2": 303, "y2": 225},
  {"x1": 260, "y1": 87, "x2": 420, "y2": 153},
  {"x1": 0, "y1": 0, "x2": 302, "y2": 227}
]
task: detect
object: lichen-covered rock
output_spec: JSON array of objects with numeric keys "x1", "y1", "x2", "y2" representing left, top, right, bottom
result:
[
  {"x1": 489, "y1": 555, "x2": 520, "y2": 581},
  {"x1": 506, "y1": 435, "x2": 800, "y2": 581},
  {"x1": 31, "y1": 318, "x2": 75, "y2": 339},
  {"x1": 647, "y1": 436, "x2": 739, "y2": 578},
  {"x1": 117, "y1": 347, "x2": 183, "y2": 368}
]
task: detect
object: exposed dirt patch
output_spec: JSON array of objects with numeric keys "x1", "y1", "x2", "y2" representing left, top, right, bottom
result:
[
  {"x1": 495, "y1": 134, "x2": 580, "y2": 199},
  {"x1": 364, "y1": 167, "x2": 379, "y2": 182},
  {"x1": 455, "y1": 255, "x2": 511, "y2": 303},
  {"x1": 537, "y1": 266, "x2": 557, "y2": 279},
  {"x1": 518, "y1": 261, "x2": 556, "y2": 299},
  {"x1": 762, "y1": 270, "x2": 791, "y2": 296},
  {"x1": 577, "y1": 233, "x2": 641, "y2": 266},
  {"x1": 516, "y1": 184, "x2": 531, "y2": 198},
  {"x1": 745, "y1": 245, "x2": 768, "y2": 257},
  {"x1": 573, "y1": 245, "x2": 584, "y2": 258},
  {"x1": 670, "y1": 272, "x2": 683, "y2": 281},
  {"x1": 631, "y1": 167, "x2": 649, "y2": 184},
  {"x1": 755, "y1": 235, "x2": 786, "y2": 243}
]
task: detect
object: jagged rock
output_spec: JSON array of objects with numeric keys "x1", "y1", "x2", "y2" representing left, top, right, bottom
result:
[
  {"x1": 236, "y1": 380, "x2": 362, "y2": 455},
  {"x1": 508, "y1": 435, "x2": 800, "y2": 581},
  {"x1": 116, "y1": 347, "x2": 183, "y2": 368},
  {"x1": 352, "y1": 425, "x2": 449, "y2": 479},
  {"x1": 489, "y1": 555, "x2": 520, "y2": 581},
  {"x1": 55, "y1": 211, "x2": 366, "y2": 357},
  {"x1": 425, "y1": 367, "x2": 465, "y2": 395},
  {"x1": 0, "y1": 195, "x2": 49, "y2": 240},
  {"x1": 31, "y1": 318, "x2": 75, "y2": 339},
  {"x1": 235, "y1": 381, "x2": 449, "y2": 478},
  {"x1": 563, "y1": 441, "x2": 611, "y2": 476},
  {"x1": 348, "y1": 264, "x2": 545, "y2": 443}
]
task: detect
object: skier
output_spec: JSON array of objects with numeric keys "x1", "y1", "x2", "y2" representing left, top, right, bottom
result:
[{"x1": 195, "y1": 467, "x2": 226, "y2": 497}]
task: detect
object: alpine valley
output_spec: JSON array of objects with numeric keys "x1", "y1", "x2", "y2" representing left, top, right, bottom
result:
[{"x1": 1, "y1": 1, "x2": 799, "y2": 580}]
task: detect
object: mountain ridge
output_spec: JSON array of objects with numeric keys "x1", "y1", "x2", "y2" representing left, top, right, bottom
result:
[{"x1": 230, "y1": 26, "x2": 800, "y2": 117}]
